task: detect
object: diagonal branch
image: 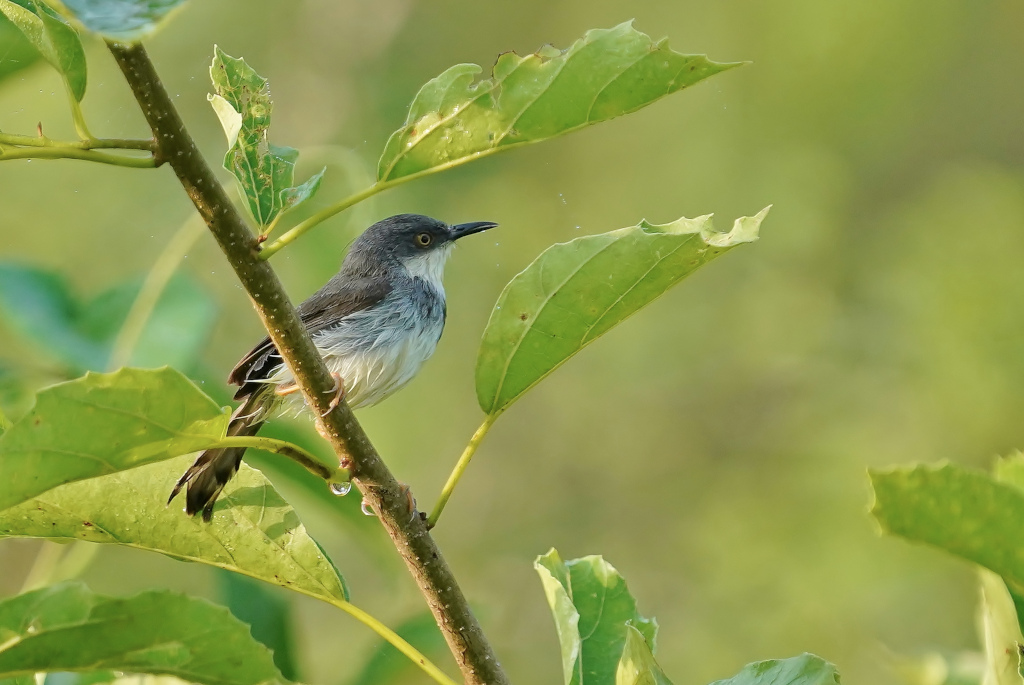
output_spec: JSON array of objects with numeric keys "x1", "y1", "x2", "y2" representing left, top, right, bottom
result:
[{"x1": 106, "y1": 40, "x2": 510, "y2": 685}]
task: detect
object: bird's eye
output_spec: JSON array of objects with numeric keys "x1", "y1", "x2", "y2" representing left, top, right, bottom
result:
[{"x1": 415, "y1": 233, "x2": 432, "y2": 247}]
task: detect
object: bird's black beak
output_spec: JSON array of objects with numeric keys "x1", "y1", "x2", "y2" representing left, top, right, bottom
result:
[{"x1": 449, "y1": 221, "x2": 498, "y2": 240}]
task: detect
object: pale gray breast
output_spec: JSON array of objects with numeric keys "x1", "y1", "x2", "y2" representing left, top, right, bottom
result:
[{"x1": 310, "y1": 276, "x2": 446, "y2": 409}]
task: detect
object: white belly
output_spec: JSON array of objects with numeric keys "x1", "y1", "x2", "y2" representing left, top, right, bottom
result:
[{"x1": 269, "y1": 299, "x2": 444, "y2": 412}]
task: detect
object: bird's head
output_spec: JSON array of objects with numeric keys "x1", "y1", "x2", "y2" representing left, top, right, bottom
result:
[{"x1": 349, "y1": 214, "x2": 498, "y2": 285}]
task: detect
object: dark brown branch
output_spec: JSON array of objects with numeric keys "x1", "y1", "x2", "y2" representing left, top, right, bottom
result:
[{"x1": 107, "y1": 41, "x2": 510, "y2": 685}]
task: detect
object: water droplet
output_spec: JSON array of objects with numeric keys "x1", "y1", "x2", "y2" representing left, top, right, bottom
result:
[
  {"x1": 329, "y1": 481, "x2": 351, "y2": 496},
  {"x1": 361, "y1": 500, "x2": 375, "y2": 516}
]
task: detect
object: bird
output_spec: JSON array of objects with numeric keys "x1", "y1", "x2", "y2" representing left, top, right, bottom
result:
[{"x1": 169, "y1": 213, "x2": 498, "y2": 521}]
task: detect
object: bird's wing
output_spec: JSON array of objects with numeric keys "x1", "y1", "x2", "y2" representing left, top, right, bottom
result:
[{"x1": 227, "y1": 276, "x2": 390, "y2": 399}]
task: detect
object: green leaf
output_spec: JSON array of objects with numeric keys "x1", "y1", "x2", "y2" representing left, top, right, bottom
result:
[
  {"x1": 0, "y1": 455, "x2": 349, "y2": 603},
  {"x1": 616, "y1": 625, "x2": 673, "y2": 685},
  {"x1": 978, "y1": 570, "x2": 1024, "y2": 685},
  {"x1": 535, "y1": 549, "x2": 658, "y2": 685},
  {"x1": 995, "y1": 451, "x2": 1024, "y2": 491},
  {"x1": 707, "y1": 654, "x2": 840, "y2": 685},
  {"x1": 869, "y1": 462, "x2": 1024, "y2": 588},
  {"x1": 218, "y1": 572, "x2": 301, "y2": 680},
  {"x1": 477, "y1": 208, "x2": 767, "y2": 415},
  {"x1": 0, "y1": 0, "x2": 86, "y2": 101},
  {"x1": 209, "y1": 47, "x2": 325, "y2": 228},
  {"x1": 61, "y1": 0, "x2": 189, "y2": 42},
  {"x1": 0, "y1": 582, "x2": 286, "y2": 685},
  {"x1": 0, "y1": 367, "x2": 229, "y2": 511},
  {"x1": 378, "y1": 21, "x2": 742, "y2": 182},
  {"x1": 348, "y1": 611, "x2": 451, "y2": 685},
  {"x1": 0, "y1": 12, "x2": 42, "y2": 82},
  {"x1": 0, "y1": 263, "x2": 217, "y2": 373}
]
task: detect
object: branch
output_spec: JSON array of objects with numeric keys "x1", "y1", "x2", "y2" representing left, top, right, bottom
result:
[{"x1": 107, "y1": 41, "x2": 511, "y2": 685}]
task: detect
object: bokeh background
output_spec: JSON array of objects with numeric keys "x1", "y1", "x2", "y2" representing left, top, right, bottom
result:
[{"x1": 2, "y1": 1, "x2": 1024, "y2": 683}]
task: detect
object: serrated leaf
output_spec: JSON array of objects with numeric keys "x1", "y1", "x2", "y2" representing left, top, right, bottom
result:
[
  {"x1": 378, "y1": 21, "x2": 741, "y2": 182},
  {"x1": 0, "y1": 583, "x2": 286, "y2": 685},
  {"x1": 0, "y1": 455, "x2": 348, "y2": 602},
  {"x1": 536, "y1": 549, "x2": 658, "y2": 685},
  {"x1": 869, "y1": 463, "x2": 1024, "y2": 588},
  {"x1": 477, "y1": 208, "x2": 767, "y2": 415},
  {"x1": 616, "y1": 625, "x2": 673, "y2": 685},
  {"x1": 0, "y1": 367, "x2": 229, "y2": 511},
  {"x1": 0, "y1": 263, "x2": 217, "y2": 373},
  {"x1": 209, "y1": 47, "x2": 322, "y2": 228},
  {"x1": 708, "y1": 654, "x2": 840, "y2": 685},
  {"x1": 61, "y1": 0, "x2": 188, "y2": 42},
  {"x1": 0, "y1": 0, "x2": 86, "y2": 101}
]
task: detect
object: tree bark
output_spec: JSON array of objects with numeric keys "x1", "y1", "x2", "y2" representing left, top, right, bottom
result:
[{"x1": 107, "y1": 41, "x2": 510, "y2": 685}]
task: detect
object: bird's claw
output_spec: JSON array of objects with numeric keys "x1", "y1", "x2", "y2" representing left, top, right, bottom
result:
[{"x1": 321, "y1": 372, "x2": 346, "y2": 417}]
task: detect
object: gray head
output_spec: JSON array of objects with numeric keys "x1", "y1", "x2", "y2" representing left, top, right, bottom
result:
[{"x1": 344, "y1": 214, "x2": 498, "y2": 283}]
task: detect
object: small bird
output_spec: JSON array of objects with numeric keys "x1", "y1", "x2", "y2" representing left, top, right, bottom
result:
[{"x1": 170, "y1": 213, "x2": 498, "y2": 520}]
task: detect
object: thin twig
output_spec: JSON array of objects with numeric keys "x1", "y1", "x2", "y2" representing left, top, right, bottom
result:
[
  {"x1": 259, "y1": 181, "x2": 388, "y2": 258},
  {"x1": 107, "y1": 40, "x2": 510, "y2": 685},
  {"x1": 0, "y1": 146, "x2": 157, "y2": 167},
  {"x1": 428, "y1": 414, "x2": 497, "y2": 528},
  {"x1": 0, "y1": 132, "x2": 156, "y2": 150},
  {"x1": 211, "y1": 436, "x2": 349, "y2": 483}
]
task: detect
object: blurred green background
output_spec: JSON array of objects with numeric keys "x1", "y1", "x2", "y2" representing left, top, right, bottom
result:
[{"x1": 2, "y1": 1, "x2": 1023, "y2": 684}]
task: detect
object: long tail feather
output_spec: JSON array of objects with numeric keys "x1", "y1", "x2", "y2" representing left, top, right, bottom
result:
[{"x1": 168, "y1": 393, "x2": 267, "y2": 521}]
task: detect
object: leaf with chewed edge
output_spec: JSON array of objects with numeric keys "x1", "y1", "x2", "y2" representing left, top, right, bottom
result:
[
  {"x1": 209, "y1": 47, "x2": 325, "y2": 228},
  {"x1": 379, "y1": 21, "x2": 742, "y2": 182}
]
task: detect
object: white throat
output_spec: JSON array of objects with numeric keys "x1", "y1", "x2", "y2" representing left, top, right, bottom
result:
[{"x1": 403, "y1": 243, "x2": 453, "y2": 291}]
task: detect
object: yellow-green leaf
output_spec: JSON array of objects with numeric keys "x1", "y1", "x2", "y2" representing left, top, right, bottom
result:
[
  {"x1": 379, "y1": 21, "x2": 741, "y2": 182},
  {"x1": 0, "y1": 583, "x2": 286, "y2": 685},
  {"x1": 0, "y1": 0, "x2": 86, "y2": 101},
  {"x1": 477, "y1": 208, "x2": 767, "y2": 414},
  {"x1": 0, "y1": 456, "x2": 348, "y2": 602},
  {"x1": 0, "y1": 367, "x2": 228, "y2": 511}
]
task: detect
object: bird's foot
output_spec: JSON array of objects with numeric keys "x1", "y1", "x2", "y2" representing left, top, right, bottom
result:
[
  {"x1": 274, "y1": 381, "x2": 301, "y2": 397},
  {"x1": 321, "y1": 372, "x2": 346, "y2": 417}
]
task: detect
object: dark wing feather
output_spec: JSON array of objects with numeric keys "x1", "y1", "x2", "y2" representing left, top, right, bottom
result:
[{"x1": 227, "y1": 276, "x2": 390, "y2": 398}]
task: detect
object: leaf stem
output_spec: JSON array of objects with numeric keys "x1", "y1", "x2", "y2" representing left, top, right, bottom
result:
[
  {"x1": 259, "y1": 182, "x2": 390, "y2": 259},
  {"x1": 0, "y1": 146, "x2": 157, "y2": 167},
  {"x1": 324, "y1": 597, "x2": 459, "y2": 685},
  {"x1": 210, "y1": 436, "x2": 350, "y2": 484},
  {"x1": 66, "y1": 83, "x2": 94, "y2": 140},
  {"x1": 0, "y1": 404, "x2": 11, "y2": 433},
  {"x1": 0, "y1": 132, "x2": 155, "y2": 150},
  {"x1": 428, "y1": 414, "x2": 497, "y2": 528},
  {"x1": 109, "y1": 217, "x2": 206, "y2": 370}
]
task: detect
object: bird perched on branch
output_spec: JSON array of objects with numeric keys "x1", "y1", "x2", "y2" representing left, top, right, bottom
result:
[{"x1": 170, "y1": 213, "x2": 498, "y2": 520}]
